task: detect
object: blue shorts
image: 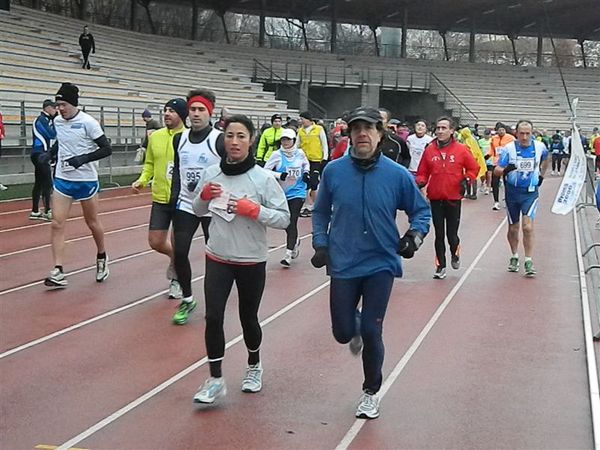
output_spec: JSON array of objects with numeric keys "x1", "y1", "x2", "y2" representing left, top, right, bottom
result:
[
  {"x1": 54, "y1": 178, "x2": 100, "y2": 201},
  {"x1": 505, "y1": 188, "x2": 539, "y2": 224}
]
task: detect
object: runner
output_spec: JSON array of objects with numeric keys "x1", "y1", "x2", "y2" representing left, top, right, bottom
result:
[
  {"x1": 170, "y1": 89, "x2": 225, "y2": 325},
  {"x1": 416, "y1": 117, "x2": 479, "y2": 279},
  {"x1": 494, "y1": 120, "x2": 549, "y2": 277},
  {"x1": 264, "y1": 127, "x2": 310, "y2": 267},
  {"x1": 311, "y1": 106, "x2": 431, "y2": 419},
  {"x1": 132, "y1": 98, "x2": 187, "y2": 299},
  {"x1": 191, "y1": 114, "x2": 290, "y2": 404},
  {"x1": 43, "y1": 83, "x2": 112, "y2": 288},
  {"x1": 406, "y1": 119, "x2": 433, "y2": 175},
  {"x1": 30, "y1": 99, "x2": 57, "y2": 220},
  {"x1": 297, "y1": 111, "x2": 328, "y2": 217},
  {"x1": 487, "y1": 122, "x2": 515, "y2": 210},
  {"x1": 458, "y1": 126, "x2": 487, "y2": 199},
  {"x1": 255, "y1": 113, "x2": 283, "y2": 166}
]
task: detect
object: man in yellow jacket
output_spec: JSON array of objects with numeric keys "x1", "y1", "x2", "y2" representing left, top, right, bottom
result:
[
  {"x1": 297, "y1": 111, "x2": 328, "y2": 216},
  {"x1": 132, "y1": 98, "x2": 187, "y2": 299},
  {"x1": 255, "y1": 113, "x2": 283, "y2": 165}
]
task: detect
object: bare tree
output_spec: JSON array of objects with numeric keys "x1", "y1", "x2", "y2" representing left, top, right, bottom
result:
[{"x1": 136, "y1": 0, "x2": 156, "y2": 34}]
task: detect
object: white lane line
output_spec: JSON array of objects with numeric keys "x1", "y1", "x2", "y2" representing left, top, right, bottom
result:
[
  {"x1": 0, "y1": 223, "x2": 148, "y2": 259},
  {"x1": 0, "y1": 192, "x2": 151, "y2": 216},
  {"x1": 573, "y1": 211, "x2": 600, "y2": 450},
  {"x1": 0, "y1": 235, "x2": 310, "y2": 357},
  {"x1": 55, "y1": 280, "x2": 330, "y2": 450},
  {"x1": 0, "y1": 204, "x2": 150, "y2": 233},
  {"x1": 335, "y1": 217, "x2": 507, "y2": 450}
]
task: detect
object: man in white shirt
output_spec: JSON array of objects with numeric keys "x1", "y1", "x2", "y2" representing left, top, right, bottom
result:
[
  {"x1": 406, "y1": 119, "x2": 433, "y2": 174},
  {"x1": 43, "y1": 83, "x2": 112, "y2": 288}
]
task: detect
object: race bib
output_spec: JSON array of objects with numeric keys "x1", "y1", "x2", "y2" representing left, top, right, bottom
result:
[
  {"x1": 60, "y1": 158, "x2": 76, "y2": 172},
  {"x1": 184, "y1": 167, "x2": 204, "y2": 184},
  {"x1": 516, "y1": 158, "x2": 535, "y2": 172},
  {"x1": 287, "y1": 167, "x2": 302, "y2": 179},
  {"x1": 208, "y1": 190, "x2": 235, "y2": 222},
  {"x1": 166, "y1": 161, "x2": 174, "y2": 180}
]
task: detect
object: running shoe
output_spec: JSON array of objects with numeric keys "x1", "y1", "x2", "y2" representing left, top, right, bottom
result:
[
  {"x1": 241, "y1": 362, "x2": 263, "y2": 393},
  {"x1": 300, "y1": 208, "x2": 312, "y2": 218},
  {"x1": 43, "y1": 210, "x2": 52, "y2": 221},
  {"x1": 280, "y1": 255, "x2": 291, "y2": 267},
  {"x1": 524, "y1": 260, "x2": 536, "y2": 277},
  {"x1": 492, "y1": 202, "x2": 500, "y2": 211},
  {"x1": 291, "y1": 242, "x2": 300, "y2": 259},
  {"x1": 193, "y1": 377, "x2": 227, "y2": 404},
  {"x1": 551, "y1": 170, "x2": 556, "y2": 176},
  {"x1": 484, "y1": 187, "x2": 490, "y2": 195},
  {"x1": 29, "y1": 211, "x2": 43, "y2": 220},
  {"x1": 433, "y1": 266, "x2": 447, "y2": 279},
  {"x1": 451, "y1": 253, "x2": 460, "y2": 270},
  {"x1": 349, "y1": 310, "x2": 363, "y2": 356},
  {"x1": 173, "y1": 298, "x2": 197, "y2": 325},
  {"x1": 168, "y1": 279, "x2": 183, "y2": 299},
  {"x1": 96, "y1": 256, "x2": 109, "y2": 282},
  {"x1": 356, "y1": 392, "x2": 380, "y2": 419},
  {"x1": 44, "y1": 267, "x2": 68, "y2": 288},
  {"x1": 507, "y1": 257, "x2": 519, "y2": 272}
]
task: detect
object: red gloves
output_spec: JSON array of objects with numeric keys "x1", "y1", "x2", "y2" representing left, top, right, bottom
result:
[
  {"x1": 234, "y1": 198, "x2": 260, "y2": 220},
  {"x1": 200, "y1": 182, "x2": 222, "y2": 200}
]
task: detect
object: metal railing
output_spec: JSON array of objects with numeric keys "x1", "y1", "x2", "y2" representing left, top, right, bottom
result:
[{"x1": 428, "y1": 73, "x2": 478, "y2": 124}]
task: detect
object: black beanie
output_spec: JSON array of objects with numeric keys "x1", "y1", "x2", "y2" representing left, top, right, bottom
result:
[
  {"x1": 164, "y1": 98, "x2": 188, "y2": 121},
  {"x1": 55, "y1": 83, "x2": 79, "y2": 106},
  {"x1": 299, "y1": 111, "x2": 312, "y2": 121}
]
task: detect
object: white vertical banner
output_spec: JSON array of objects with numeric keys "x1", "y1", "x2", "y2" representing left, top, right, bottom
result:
[{"x1": 552, "y1": 98, "x2": 587, "y2": 215}]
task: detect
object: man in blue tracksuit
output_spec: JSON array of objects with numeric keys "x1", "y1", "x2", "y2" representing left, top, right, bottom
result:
[
  {"x1": 311, "y1": 106, "x2": 431, "y2": 420},
  {"x1": 30, "y1": 99, "x2": 57, "y2": 220}
]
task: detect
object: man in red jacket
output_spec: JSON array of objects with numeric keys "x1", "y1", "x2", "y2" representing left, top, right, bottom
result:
[{"x1": 416, "y1": 117, "x2": 479, "y2": 279}]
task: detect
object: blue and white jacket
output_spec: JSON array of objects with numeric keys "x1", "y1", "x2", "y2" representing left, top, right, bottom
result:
[{"x1": 31, "y1": 112, "x2": 56, "y2": 155}]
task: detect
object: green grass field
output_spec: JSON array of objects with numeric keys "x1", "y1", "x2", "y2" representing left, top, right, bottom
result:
[{"x1": 0, "y1": 174, "x2": 139, "y2": 202}]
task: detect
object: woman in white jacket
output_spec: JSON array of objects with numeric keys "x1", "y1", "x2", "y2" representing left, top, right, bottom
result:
[{"x1": 191, "y1": 114, "x2": 290, "y2": 405}]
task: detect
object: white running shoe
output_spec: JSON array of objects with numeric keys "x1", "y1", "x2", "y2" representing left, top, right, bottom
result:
[
  {"x1": 29, "y1": 211, "x2": 43, "y2": 220},
  {"x1": 44, "y1": 267, "x2": 68, "y2": 288},
  {"x1": 193, "y1": 377, "x2": 227, "y2": 404},
  {"x1": 241, "y1": 362, "x2": 263, "y2": 393},
  {"x1": 168, "y1": 279, "x2": 183, "y2": 299},
  {"x1": 492, "y1": 202, "x2": 500, "y2": 211},
  {"x1": 280, "y1": 249, "x2": 293, "y2": 268},
  {"x1": 433, "y1": 266, "x2": 447, "y2": 279},
  {"x1": 96, "y1": 256, "x2": 109, "y2": 282},
  {"x1": 291, "y1": 241, "x2": 300, "y2": 259},
  {"x1": 356, "y1": 392, "x2": 380, "y2": 419}
]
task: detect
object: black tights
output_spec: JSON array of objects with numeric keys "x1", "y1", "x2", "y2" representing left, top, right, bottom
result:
[
  {"x1": 286, "y1": 198, "x2": 304, "y2": 250},
  {"x1": 172, "y1": 210, "x2": 210, "y2": 298},
  {"x1": 204, "y1": 258, "x2": 266, "y2": 377},
  {"x1": 31, "y1": 154, "x2": 53, "y2": 212},
  {"x1": 491, "y1": 171, "x2": 501, "y2": 202},
  {"x1": 431, "y1": 200, "x2": 462, "y2": 268}
]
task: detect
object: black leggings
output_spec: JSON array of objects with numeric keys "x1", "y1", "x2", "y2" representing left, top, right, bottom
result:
[
  {"x1": 491, "y1": 170, "x2": 501, "y2": 202},
  {"x1": 31, "y1": 153, "x2": 53, "y2": 212},
  {"x1": 552, "y1": 154, "x2": 563, "y2": 172},
  {"x1": 204, "y1": 257, "x2": 266, "y2": 377},
  {"x1": 82, "y1": 48, "x2": 91, "y2": 69},
  {"x1": 430, "y1": 200, "x2": 462, "y2": 268},
  {"x1": 286, "y1": 198, "x2": 304, "y2": 250},
  {"x1": 172, "y1": 210, "x2": 210, "y2": 298}
]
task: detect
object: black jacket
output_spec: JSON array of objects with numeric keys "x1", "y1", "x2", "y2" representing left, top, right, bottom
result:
[
  {"x1": 79, "y1": 33, "x2": 95, "y2": 52},
  {"x1": 379, "y1": 131, "x2": 410, "y2": 168}
]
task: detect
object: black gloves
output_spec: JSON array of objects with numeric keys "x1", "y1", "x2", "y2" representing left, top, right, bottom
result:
[
  {"x1": 302, "y1": 172, "x2": 310, "y2": 184},
  {"x1": 279, "y1": 172, "x2": 288, "y2": 181},
  {"x1": 65, "y1": 155, "x2": 88, "y2": 169},
  {"x1": 503, "y1": 163, "x2": 517, "y2": 175},
  {"x1": 484, "y1": 154, "x2": 491, "y2": 160},
  {"x1": 460, "y1": 178, "x2": 470, "y2": 197},
  {"x1": 537, "y1": 175, "x2": 544, "y2": 186},
  {"x1": 398, "y1": 230, "x2": 424, "y2": 259},
  {"x1": 187, "y1": 180, "x2": 199, "y2": 192},
  {"x1": 311, "y1": 247, "x2": 329, "y2": 268}
]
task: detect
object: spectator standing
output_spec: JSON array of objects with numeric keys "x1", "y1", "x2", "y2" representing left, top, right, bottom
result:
[
  {"x1": 78, "y1": 25, "x2": 95, "y2": 69},
  {"x1": 30, "y1": 99, "x2": 57, "y2": 220}
]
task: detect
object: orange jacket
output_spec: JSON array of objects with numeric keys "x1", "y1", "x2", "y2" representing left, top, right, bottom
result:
[{"x1": 488, "y1": 133, "x2": 515, "y2": 165}]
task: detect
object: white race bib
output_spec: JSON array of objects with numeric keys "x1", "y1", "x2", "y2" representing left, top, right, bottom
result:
[
  {"x1": 208, "y1": 190, "x2": 235, "y2": 222},
  {"x1": 166, "y1": 161, "x2": 174, "y2": 180},
  {"x1": 287, "y1": 166, "x2": 301, "y2": 179},
  {"x1": 184, "y1": 167, "x2": 204, "y2": 184},
  {"x1": 516, "y1": 158, "x2": 535, "y2": 172}
]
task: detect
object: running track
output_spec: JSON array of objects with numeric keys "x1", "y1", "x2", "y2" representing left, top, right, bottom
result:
[{"x1": 0, "y1": 178, "x2": 597, "y2": 450}]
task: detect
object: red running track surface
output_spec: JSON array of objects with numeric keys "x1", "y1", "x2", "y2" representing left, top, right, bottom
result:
[{"x1": 0, "y1": 180, "x2": 594, "y2": 449}]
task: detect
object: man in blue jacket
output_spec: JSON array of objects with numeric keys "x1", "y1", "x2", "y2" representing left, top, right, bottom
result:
[
  {"x1": 30, "y1": 99, "x2": 57, "y2": 220},
  {"x1": 311, "y1": 106, "x2": 431, "y2": 420}
]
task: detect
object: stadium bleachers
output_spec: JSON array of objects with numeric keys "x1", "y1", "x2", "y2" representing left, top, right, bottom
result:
[{"x1": 1, "y1": 4, "x2": 598, "y2": 150}]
